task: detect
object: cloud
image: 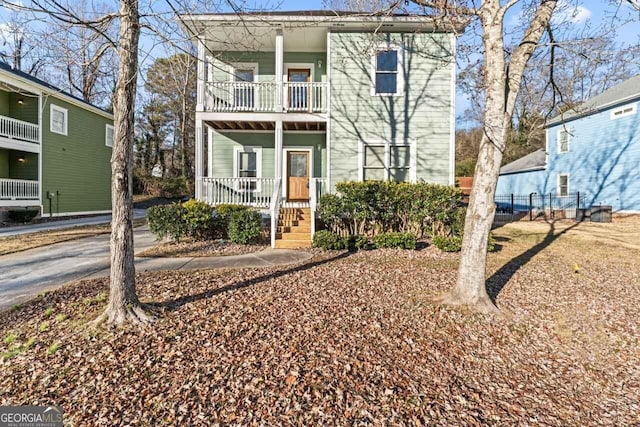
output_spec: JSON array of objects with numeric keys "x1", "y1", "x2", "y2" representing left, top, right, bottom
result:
[
  {"x1": 570, "y1": 6, "x2": 592, "y2": 23},
  {"x1": 553, "y1": 4, "x2": 593, "y2": 25}
]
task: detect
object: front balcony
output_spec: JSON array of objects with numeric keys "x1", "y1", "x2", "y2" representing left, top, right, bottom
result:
[
  {"x1": 0, "y1": 114, "x2": 39, "y2": 145},
  {"x1": 0, "y1": 178, "x2": 40, "y2": 206},
  {"x1": 204, "y1": 81, "x2": 327, "y2": 113}
]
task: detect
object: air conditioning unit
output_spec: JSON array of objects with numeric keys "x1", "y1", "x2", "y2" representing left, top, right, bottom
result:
[{"x1": 591, "y1": 205, "x2": 612, "y2": 223}]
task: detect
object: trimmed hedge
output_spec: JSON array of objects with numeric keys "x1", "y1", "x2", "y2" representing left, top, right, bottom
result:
[
  {"x1": 312, "y1": 230, "x2": 346, "y2": 250},
  {"x1": 373, "y1": 232, "x2": 417, "y2": 250},
  {"x1": 317, "y1": 181, "x2": 462, "y2": 238},
  {"x1": 147, "y1": 200, "x2": 224, "y2": 241},
  {"x1": 432, "y1": 235, "x2": 462, "y2": 252},
  {"x1": 228, "y1": 209, "x2": 263, "y2": 244}
]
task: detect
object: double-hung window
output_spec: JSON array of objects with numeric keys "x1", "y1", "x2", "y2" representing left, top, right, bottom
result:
[
  {"x1": 105, "y1": 124, "x2": 114, "y2": 147},
  {"x1": 558, "y1": 128, "x2": 569, "y2": 153},
  {"x1": 558, "y1": 173, "x2": 569, "y2": 197},
  {"x1": 50, "y1": 104, "x2": 68, "y2": 136},
  {"x1": 361, "y1": 140, "x2": 413, "y2": 182},
  {"x1": 372, "y1": 47, "x2": 402, "y2": 96}
]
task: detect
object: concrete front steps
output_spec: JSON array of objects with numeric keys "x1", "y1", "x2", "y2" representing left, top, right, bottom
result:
[{"x1": 274, "y1": 207, "x2": 312, "y2": 249}]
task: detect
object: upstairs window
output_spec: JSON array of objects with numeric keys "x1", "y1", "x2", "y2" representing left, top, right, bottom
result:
[
  {"x1": 50, "y1": 104, "x2": 68, "y2": 136},
  {"x1": 610, "y1": 103, "x2": 637, "y2": 119},
  {"x1": 558, "y1": 128, "x2": 569, "y2": 153},
  {"x1": 105, "y1": 124, "x2": 114, "y2": 148},
  {"x1": 372, "y1": 47, "x2": 402, "y2": 96}
]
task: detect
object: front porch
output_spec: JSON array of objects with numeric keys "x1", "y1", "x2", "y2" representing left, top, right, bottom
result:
[{"x1": 194, "y1": 120, "x2": 328, "y2": 248}]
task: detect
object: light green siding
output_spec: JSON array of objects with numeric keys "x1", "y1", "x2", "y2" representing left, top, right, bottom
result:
[
  {"x1": 210, "y1": 131, "x2": 326, "y2": 178},
  {"x1": 329, "y1": 32, "x2": 454, "y2": 186},
  {"x1": 41, "y1": 96, "x2": 113, "y2": 214},
  {"x1": 210, "y1": 52, "x2": 326, "y2": 82}
]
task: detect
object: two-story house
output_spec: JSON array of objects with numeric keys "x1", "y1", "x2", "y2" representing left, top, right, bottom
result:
[
  {"x1": 181, "y1": 11, "x2": 461, "y2": 247},
  {"x1": 0, "y1": 62, "x2": 114, "y2": 218},
  {"x1": 497, "y1": 74, "x2": 640, "y2": 215}
]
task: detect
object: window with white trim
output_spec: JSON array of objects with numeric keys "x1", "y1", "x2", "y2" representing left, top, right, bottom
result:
[
  {"x1": 610, "y1": 103, "x2": 637, "y2": 119},
  {"x1": 558, "y1": 128, "x2": 569, "y2": 153},
  {"x1": 50, "y1": 104, "x2": 68, "y2": 136},
  {"x1": 558, "y1": 173, "x2": 569, "y2": 196},
  {"x1": 361, "y1": 141, "x2": 412, "y2": 182},
  {"x1": 372, "y1": 47, "x2": 402, "y2": 96},
  {"x1": 234, "y1": 147, "x2": 262, "y2": 191},
  {"x1": 105, "y1": 124, "x2": 114, "y2": 147}
]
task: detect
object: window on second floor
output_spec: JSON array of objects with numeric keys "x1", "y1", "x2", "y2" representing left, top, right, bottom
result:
[
  {"x1": 50, "y1": 104, "x2": 68, "y2": 136},
  {"x1": 558, "y1": 128, "x2": 569, "y2": 153},
  {"x1": 105, "y1": 124, "x2": 114, "y2": 148},
  {"x1": 371, "y1": 47, "x2": 402, "y2": 96}
]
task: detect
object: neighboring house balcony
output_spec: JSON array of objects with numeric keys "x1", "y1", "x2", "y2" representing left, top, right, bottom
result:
[
  {"x1": 0, "y1": 177, "x2": 40, "y2": 207},
  {"x1": 0, "y1": 115, "x2": 39, "y2": 146}
]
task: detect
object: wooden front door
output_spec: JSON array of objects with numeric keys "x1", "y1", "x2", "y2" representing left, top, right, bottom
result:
[
  {"x1": 287, "y1": 69, "x2": 311, "y2": 110},
  {"x1": 286, "y1": 151, "x2": 310, "y2": 201}
]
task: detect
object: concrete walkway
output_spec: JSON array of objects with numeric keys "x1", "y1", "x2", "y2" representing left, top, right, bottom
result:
[
  {"x1": 0, "y1": 209, "x2": 147, "y2": 237},
  {"x1": 0, "y1": 228, "x2": 312, "y2": 310}
]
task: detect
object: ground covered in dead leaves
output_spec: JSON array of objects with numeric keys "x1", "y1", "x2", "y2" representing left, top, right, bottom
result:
[
  {"x1": 1, "y1": 221, "x2": 639, "y2": 425},
  {"x1": 138, "y1": 239, "x2": 267, "y2": 258}
]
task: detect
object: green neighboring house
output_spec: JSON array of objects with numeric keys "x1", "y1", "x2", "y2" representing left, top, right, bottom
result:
[
  {"x1": 0, "y1": 62, "x2": 114, "y2": 217},
  {"x1": 181, "y1": 11, "x2": 461, "y2": 247}
]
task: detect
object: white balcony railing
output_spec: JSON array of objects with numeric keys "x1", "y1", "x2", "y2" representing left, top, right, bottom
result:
[
  {"x1": 0, "y1": 178, "x2": 40, "y2": 200},
  {"x1": 199, "y1": 177, "x2": 276, "y2": 207},
  {"x1": 0, "y1": 115, "x2": 39, "y2": 144},
  {"x1": 204, "y1": 81, "x2": 327, "y2": 113},
  {"x1": 198, "y1": 177, "x2": 329, "y2": 208}
]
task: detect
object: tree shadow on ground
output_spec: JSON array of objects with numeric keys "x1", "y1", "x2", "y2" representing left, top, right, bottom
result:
[
  {"x1": 486, "y1": 220, "x2": 581, "y2": 303},
  {"x1": 155, "y1": 251, "x2": 352, "y2": 311}
]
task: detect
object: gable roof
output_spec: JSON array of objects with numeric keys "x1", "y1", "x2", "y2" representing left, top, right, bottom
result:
[
  {"x1": 0, "y1": 61, "x2": 113, "y2": 119},
  {"x1": 499, "y1": 149, "x2": 546, "y2": 175},
  {"x1": 547, "y1": 74, "x2": 640, "y2": 127}
]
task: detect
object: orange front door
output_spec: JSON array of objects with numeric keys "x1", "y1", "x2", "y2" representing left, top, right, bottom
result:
[{"x1": 286, "y1": 151, "x2": 309, "y2": 201}]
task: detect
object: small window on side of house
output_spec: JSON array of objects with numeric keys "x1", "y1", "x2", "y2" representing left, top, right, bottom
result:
[
  {"x1": 361, "y1": 141, "x2": 412, "y2": 182},
  {"x1": 558, "y1": 129, "x2": 569, "y2": 153},
  {"x1": 50, "y1": 104, "x2": 68, "y2": 136},
  {"x1": 558, "y1": 174, "x2": 569, "y2": 197},
  {"x1": 610, "y1": 103, "x2": 637, "y2": 119},
  {"x1": 105, "y1": 124, "x2": 114, "y2": 148}
]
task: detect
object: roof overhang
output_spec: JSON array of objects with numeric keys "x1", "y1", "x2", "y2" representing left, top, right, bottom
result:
[{"x1": 179, "y1": 12, "x2": 466, "y2": 52}]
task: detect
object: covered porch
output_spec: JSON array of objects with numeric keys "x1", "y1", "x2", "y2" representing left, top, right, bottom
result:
[{"x1": 0, "y1": 149, "x2": 40, "y2": 207}]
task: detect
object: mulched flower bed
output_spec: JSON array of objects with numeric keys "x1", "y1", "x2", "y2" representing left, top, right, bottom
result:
[
  {"x1": 138, "y1": 238, "x2": 268, "y2": 258},
  {"x1": 1, "y1": 223, "x2": 639, "y2": 425}
]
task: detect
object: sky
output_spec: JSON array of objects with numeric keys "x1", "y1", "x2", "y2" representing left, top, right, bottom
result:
[{"x1": 0, "y1": 0, "x2": 638, "y2": 128}]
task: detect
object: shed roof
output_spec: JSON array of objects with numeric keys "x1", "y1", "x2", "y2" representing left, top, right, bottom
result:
[{"x1": 499, "y1": 149, "x2": 546, "y2": 175}]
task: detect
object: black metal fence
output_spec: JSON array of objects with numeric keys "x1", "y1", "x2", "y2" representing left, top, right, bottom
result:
[{"x1": 494, "y1": 192, "x2": 589, "y2": 222}]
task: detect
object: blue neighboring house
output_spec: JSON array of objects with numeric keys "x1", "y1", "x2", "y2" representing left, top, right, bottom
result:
[{"x1": 497, "y1": 75, "x2": 640, "y2": 213}]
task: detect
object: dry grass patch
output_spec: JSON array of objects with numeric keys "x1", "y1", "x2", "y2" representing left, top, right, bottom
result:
[{"x1": 1, "y1": 223, "x2": 639, "y2": 424}]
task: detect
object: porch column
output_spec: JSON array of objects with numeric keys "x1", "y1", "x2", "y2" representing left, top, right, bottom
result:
[
  {"x1": 196, "y1": 36, "x2": 206, "y2": 112},
  {"x1": 275, "y1": 28, "x2": 284, "y2": 112},
  {"x1": 195, "y1": 118, "x2": 205, "y2": 199},
  {"x1": 38, "y1": 92, "x2": 43, "y2": 211},
  {"x1": 207, "y1": 126, "x2": 214, "y2": 178},
  {"x1": 275, "y1": 120, "x2": 283, "y2": 180}
]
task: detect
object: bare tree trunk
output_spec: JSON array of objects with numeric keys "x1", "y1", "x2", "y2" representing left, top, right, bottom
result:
[
  {"x1": 98, "y1": 0, "x2": 153, "y2": 325},
  {"x1": 434, "y1": 0, "x2": 557, "y2": 313}
]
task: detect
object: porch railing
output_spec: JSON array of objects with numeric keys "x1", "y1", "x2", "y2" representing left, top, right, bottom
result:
[
  {"x1": 199, "y1": 177, "x2": 276, "y2": 207},
  {"x1": 0, "y1": 115, "x2": 39, "y2": 144},
  {"x1": 0, "y1": 178, "x2": 40, "y2": 200},
  {"x1": 204, "y1": 81, "x2": 327, "y2": 113}
]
